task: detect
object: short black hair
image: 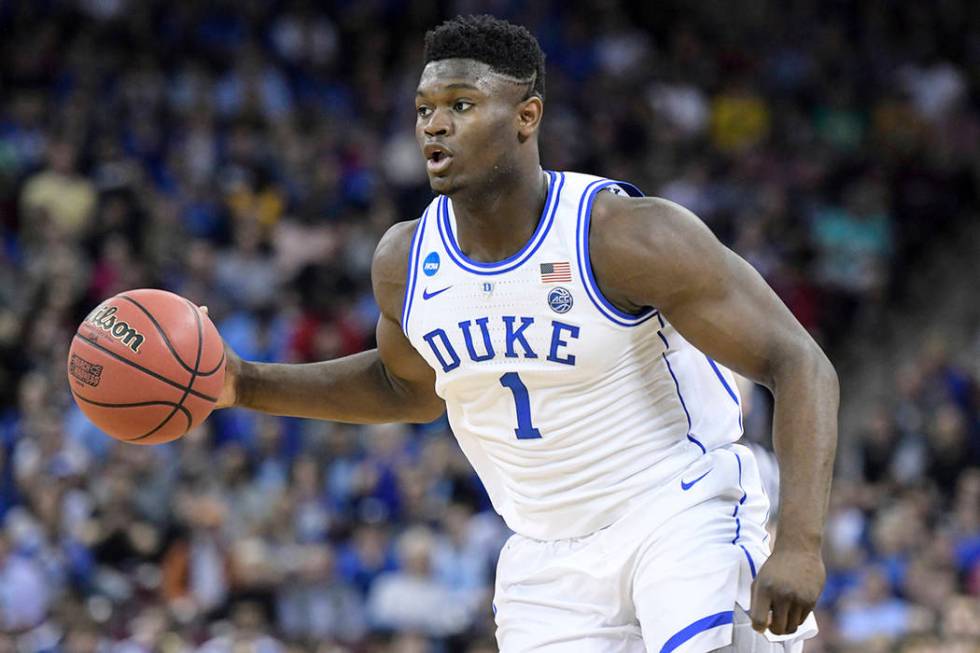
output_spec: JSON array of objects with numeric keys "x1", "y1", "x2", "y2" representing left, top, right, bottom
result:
[{"x1": 423, "y1": 15, "x2": 546, "y2": 100}]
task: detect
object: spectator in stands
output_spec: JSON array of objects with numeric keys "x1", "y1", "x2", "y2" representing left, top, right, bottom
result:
[{"x1": 368, "y1": 526, "x2": 471, "y2": 637}]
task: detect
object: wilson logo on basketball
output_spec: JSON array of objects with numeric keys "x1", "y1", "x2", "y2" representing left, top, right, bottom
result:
[{"x1": 86, "y1": 305, "x2": 146, "y2": 353}]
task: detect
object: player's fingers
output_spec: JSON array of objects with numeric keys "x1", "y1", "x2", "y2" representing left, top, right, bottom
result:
[
  {"x1": 769, "y1": 599, "x2": 790, "y2": 635},
  {"x1": 782, "y1": 604, "x2": 803, "y2": 635},
  {"x1": 799, "y1": 605, "x2": 813, "y2": 624},
  {"x1": 749, "y1": 584, "x2": 772, "y2": 633},
  {"x1": 792, "y1": 602, "x2": 814, "y2": 632},
  {"x1": 199, "y1": 305, "x2": 209, "y2": 316}
]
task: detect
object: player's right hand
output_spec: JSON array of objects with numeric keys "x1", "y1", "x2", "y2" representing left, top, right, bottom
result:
[{"x1": 199, "y1": 306, "x2": 241, "y2": 409}]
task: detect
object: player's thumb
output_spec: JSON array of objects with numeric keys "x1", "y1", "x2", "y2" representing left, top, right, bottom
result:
[{"x1": 749, "y1": 582, "x2": 772, "y2": 633}]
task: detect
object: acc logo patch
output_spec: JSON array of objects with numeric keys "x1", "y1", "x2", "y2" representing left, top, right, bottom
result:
[
  {"x1": 423, "y1": 252, "x2": 440, "y2": 277},
  {"x1": 547, "y1": 287, "x2": 574, "y2": 314}
]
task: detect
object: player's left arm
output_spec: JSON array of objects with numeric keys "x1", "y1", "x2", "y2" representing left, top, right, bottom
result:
[{"x1": 590, "y1": 192, "x2": 839, "y2": 636}]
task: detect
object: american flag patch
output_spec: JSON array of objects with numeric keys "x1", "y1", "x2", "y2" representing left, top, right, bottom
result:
[{"x1": 540, "y1": 261, "x2": 572, "y2": 283}]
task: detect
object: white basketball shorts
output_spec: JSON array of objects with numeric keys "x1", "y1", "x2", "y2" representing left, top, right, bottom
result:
[{"x1": 492, "y1": 443, "x2": 818, "y2": 652}]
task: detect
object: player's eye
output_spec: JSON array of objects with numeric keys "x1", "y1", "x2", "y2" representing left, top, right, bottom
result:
[
  {"x1": 453, "y1": 100, "x2": 473, "y2": 112},
  {"x1": 417, "y1": 106, "x2": 432, "y2": 118}
]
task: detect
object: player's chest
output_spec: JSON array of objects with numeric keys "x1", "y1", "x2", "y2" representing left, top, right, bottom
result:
[{"x1": 408, "y1": 272, "x2": 619, "y2": 379}]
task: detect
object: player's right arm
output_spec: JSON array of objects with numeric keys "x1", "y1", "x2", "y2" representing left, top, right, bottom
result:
[{"x1": 214, "y1": 220, "x2": 445, "y2": 424}]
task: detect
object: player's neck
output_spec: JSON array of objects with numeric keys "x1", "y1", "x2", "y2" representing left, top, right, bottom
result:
[{"x1": 450, "y1": 164, "x2": 548, "y2": 264}]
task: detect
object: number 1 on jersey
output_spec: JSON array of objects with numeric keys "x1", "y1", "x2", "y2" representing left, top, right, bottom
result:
[{"x1": 499, "y1": 372, "x2": 542, "y2": 440}]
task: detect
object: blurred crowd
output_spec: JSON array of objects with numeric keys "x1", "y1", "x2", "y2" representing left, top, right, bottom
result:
[
  {"x1": 810, "y1": 339, "x2": 980, "y2": 652},
  {"x1": 0, "y1": 1, "x2": 978, "y2": 651}
]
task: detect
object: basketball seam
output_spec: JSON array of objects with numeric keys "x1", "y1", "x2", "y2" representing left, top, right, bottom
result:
[
  {"x1": 72, "y1": 333, "x2": 218, "y2": 403},
  {"x1": 198, "y1": 349, "x2": 225, "y2": 377},
  {"x1": 71, "y1": 391, "x2": 193, "y2": 433},
  {"x1": 117, "y1": 293, "x2": 224, "y2": 376},
  {"x1": 129, "y1": 300, "x2": 205, "y2": 442},
  {"x1": 117, "y1": 294, "x2": 196, "y2": 374}
]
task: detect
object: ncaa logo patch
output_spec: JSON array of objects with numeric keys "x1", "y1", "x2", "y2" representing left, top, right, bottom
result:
[
  {"x1": 423, "y1": 252, "x2": 440, "y2": 277},
  {"x1": 548, "y1": 287, "x2": 574, "y2": 314}
]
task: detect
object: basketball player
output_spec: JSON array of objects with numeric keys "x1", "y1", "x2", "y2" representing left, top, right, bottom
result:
[{"x1": 211, "y1": 15, "x2": 838, "y2": 652}]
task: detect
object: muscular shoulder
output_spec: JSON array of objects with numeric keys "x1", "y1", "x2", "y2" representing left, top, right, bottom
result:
[
  {"x1": 589, "y1": 190, "x2": 729, "y2": 311},
  {"x1": 371, "y1": 218, "x2": 420, "y2": 322}
]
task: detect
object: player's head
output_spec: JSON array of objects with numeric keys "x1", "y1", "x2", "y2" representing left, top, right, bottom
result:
[{"x1": 417, "y1": 15, "x2": 546, "y2": 195}]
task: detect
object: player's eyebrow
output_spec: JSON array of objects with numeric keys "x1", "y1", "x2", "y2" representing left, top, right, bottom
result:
[{"x1": 416, "y1": 82, "x2": 481, "y2": 97}]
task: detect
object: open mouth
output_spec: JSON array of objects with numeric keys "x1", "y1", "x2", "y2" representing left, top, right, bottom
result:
[
  {"x1": 424, "y1": 143, "x2": 454, "y2": 175},
  {"x1": 426, "y1": 150, "x2": 452, "y2": 174}
]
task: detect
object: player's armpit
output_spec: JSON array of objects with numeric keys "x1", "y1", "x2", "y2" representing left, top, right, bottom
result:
[
  {"x1": 587, "y1": 192, "x2": 831, "y2": 388},
  {"x1": 375, "y1": 310, "x2": 444, "y2": 422},
  {"x1": 371, "y1": 218, "x2": 445, "y2": 422}
]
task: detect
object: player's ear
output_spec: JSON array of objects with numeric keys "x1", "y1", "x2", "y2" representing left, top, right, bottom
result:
[{"x1": 517, "y1": 96, "x2": 543, "y2": 143}]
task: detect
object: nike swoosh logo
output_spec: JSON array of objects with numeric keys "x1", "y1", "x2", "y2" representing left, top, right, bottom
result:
[
  {"x1": 423, "y1": 286, "x2": 452, "y2": 300},
  {"x1": 680, "y1": 469, "x2": 713, "y2": 491}
]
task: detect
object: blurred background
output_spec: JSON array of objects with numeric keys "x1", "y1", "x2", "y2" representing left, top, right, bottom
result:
[{"x1": 0, "y1": 1, "x2": 978, "y2": 652}]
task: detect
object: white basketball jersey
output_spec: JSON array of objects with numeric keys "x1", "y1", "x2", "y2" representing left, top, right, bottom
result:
[{"x1": 402, "y1": 171, "x2": 743, "y2": 540}]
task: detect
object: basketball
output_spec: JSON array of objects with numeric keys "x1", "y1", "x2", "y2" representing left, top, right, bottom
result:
[{"x1": 66, "y1": 289, "x2": 226, "y2": 444}]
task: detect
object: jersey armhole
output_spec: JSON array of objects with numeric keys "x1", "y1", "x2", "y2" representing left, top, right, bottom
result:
[
  {"x1": 401, "y1": 205, "x2": 430, "y2": 337},
  {"x1": 574, "y1": 180, "x2": 660, "y2": 327}
]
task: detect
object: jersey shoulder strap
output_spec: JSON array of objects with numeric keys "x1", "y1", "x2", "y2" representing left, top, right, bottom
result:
[{"x1": 401, "y1": 197, "x2": 440, "y2": 336}]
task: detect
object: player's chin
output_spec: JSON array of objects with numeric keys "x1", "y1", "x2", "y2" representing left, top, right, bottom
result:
[{"x1": 427, "y1": 171, "x2": 460, "y2": 195}]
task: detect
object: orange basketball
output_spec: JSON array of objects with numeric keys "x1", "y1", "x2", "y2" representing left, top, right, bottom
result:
[{"x1": 66, "y1": 289, "x2": 226, "y2": 444}]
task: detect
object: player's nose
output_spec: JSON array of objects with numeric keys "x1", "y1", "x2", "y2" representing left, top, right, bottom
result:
[{"x1": 424, "y1": 108, "x2": 452, "y2": 137}]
